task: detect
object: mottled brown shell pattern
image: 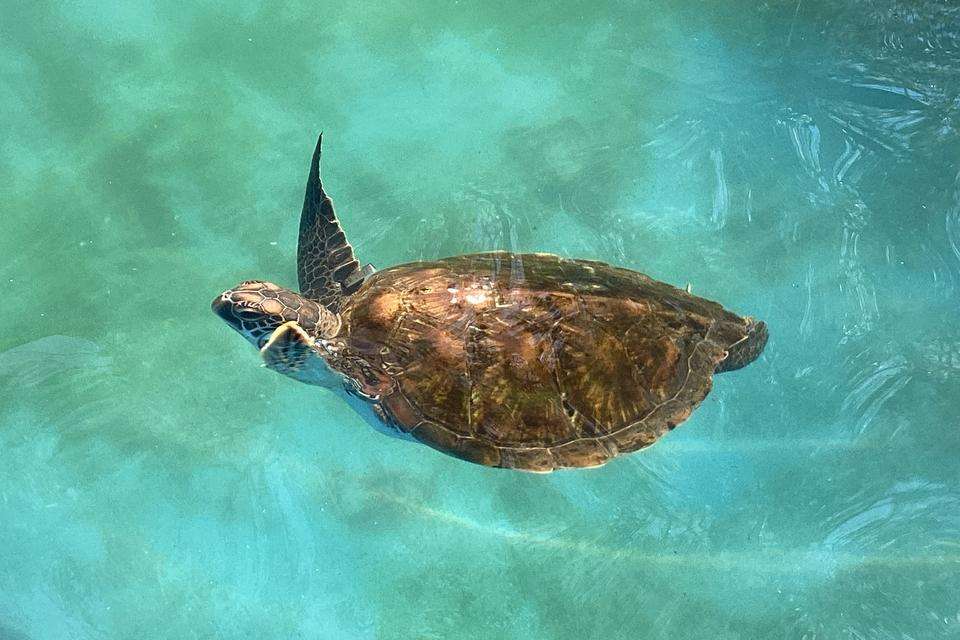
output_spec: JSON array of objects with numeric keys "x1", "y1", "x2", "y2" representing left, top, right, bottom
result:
[{"x1": 332, "y1": 252, "x2": 763, "y2": 472}]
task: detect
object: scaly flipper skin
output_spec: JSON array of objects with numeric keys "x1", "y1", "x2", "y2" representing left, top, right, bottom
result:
[
  {"x1": 258, "y1": 320, "x2": 344, "y2": 387},
  {"x1": 297, "y1": 134, "x2": 365, "y2": 312},
  {"x1": 261, "y1": 321, "x2": 316, "y2": 375}
]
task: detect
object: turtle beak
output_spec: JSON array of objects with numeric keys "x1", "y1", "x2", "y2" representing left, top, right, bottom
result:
[
  {"x1": 212, "y1": 289, "x2": 277, "y2": 350},
  {"x1": 211, "y1": 293, "x2": 234, "y2": 323}
]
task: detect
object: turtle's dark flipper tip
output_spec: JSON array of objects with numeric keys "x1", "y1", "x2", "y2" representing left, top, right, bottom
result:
[{"x1": 716, "y1": 318, "x2": 768, "y2": 373}]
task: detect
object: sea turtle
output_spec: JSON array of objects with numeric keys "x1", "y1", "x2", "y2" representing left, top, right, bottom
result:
[{"x1": 212, "y1": 135, "x2": 768, "y2": 472}]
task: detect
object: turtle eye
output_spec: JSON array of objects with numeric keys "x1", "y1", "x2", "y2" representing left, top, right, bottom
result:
[{"x1": 236, "y1": 308, "x2": 261, "y2": 321}]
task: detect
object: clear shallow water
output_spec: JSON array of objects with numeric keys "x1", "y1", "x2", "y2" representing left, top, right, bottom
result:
[{"x1": 2, "y1": 1, "x2": 959, "y2": 638}]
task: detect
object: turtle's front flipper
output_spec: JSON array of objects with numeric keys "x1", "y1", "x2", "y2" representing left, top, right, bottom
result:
[
  {"x1": 261, "y1": 321, "x2": 339, "y2": 386},
  {"x1": 297, "y1": 134, "x2": 366, "y2": 312}
]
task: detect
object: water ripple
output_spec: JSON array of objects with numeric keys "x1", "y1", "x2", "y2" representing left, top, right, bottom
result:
[
  {"x1": 840, "y1": 353, "x2": 912, "y2": 436},
  {"x1": 823, "y1": 479, "x2": 960, "y2": 554},
  {"x1": 946, "y1": 169, "x2": 960, "y2": 271},
  {"x1": 0, "y1": 335, "x2": 111, "y2": 388}
]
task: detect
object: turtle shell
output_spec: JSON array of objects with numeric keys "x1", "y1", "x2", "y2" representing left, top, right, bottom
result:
[{"x1": 335, "y1": 252, "x2": 763, "y2": 471}]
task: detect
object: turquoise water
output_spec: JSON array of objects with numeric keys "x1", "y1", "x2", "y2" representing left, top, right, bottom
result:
[{"x1": 2, "y1": 1, "x2": 959, "y2": 638}]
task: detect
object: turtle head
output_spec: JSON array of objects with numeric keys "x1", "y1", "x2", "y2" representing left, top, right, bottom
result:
[{"x1": 211, "y1": 280, "x2": 341, "y2": 349}]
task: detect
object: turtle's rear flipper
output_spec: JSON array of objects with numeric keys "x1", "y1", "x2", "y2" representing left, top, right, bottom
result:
[{"x1": 716, "y1": 318, "x2": 768, "y2": 373}]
